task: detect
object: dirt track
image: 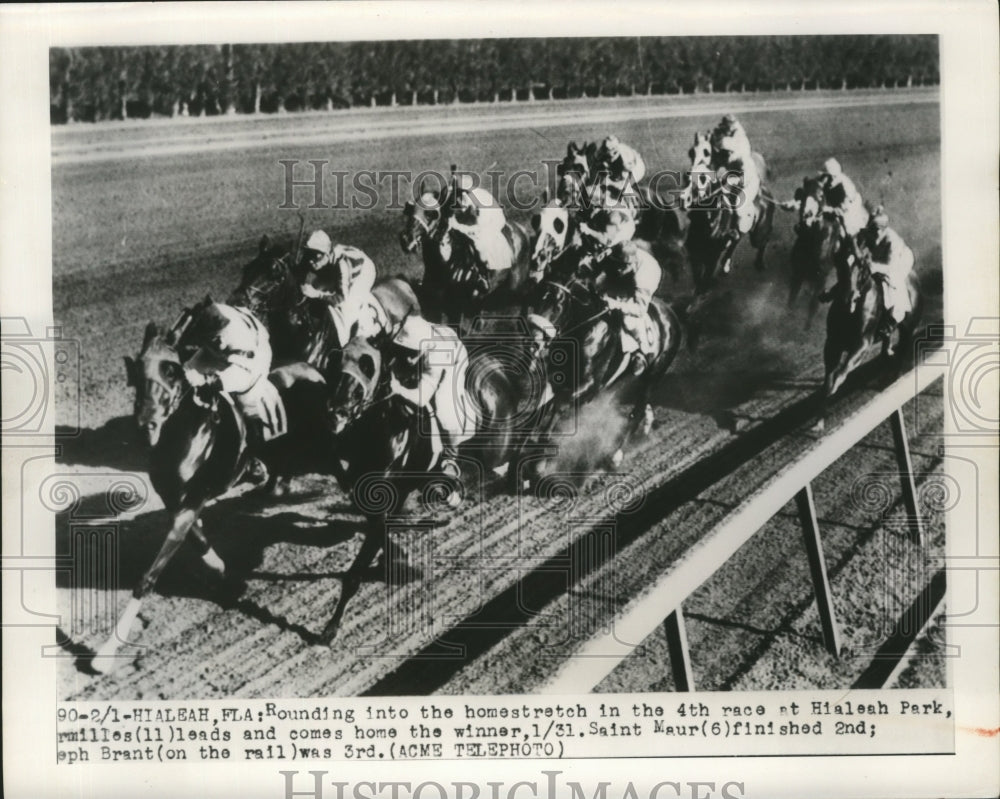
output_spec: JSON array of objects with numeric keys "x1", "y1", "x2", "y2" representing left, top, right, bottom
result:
[{"x1": 52, "y1": 90, "x2": 945, "y2": 699}]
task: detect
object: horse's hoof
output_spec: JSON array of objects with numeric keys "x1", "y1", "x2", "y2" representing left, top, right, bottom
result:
[
  {"x1": 90, "y1": 651, "x2": 122, "y2": 675},
  {"x1": 611, "y1": 449, "x2": 625, "y2": 469},
  {"x1": 201, "y1": 549, "x2": 226, "y2": 576}
]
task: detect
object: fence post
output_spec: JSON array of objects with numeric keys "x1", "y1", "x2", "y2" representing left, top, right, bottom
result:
[
  {"x1": 795, "y1": 482, "x2": 842, "y2": 657},
  {"x1": 889, "y1": 408, "x2": 926, "y2": 547},
  {"x1": 663, "y1": 605, "x2": 695, "y2": 691}
]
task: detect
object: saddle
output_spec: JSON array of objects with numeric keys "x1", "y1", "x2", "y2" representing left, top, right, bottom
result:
[{"x1": 601, "y1": 307, "x2": 663, "y2": 389}]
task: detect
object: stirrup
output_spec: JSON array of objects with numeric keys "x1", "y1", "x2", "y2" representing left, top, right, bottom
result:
[
  {"x1": 243, "y1": 456, "x2": 269, "y2": 487},
  {"x1": 630, "y1": 352, "x2": 648, "y2": 376},
  {"x1": 439, "y1": 455, "x2": 461, "y2": 480}
]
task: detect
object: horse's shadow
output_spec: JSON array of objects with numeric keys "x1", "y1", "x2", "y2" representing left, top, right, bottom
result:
[
  {"x1": 56, "y1": 418, "x2": 148, "y2": 472},
  {"x1": 56, "y1": 488, "x2": 421, "y2": 663}
]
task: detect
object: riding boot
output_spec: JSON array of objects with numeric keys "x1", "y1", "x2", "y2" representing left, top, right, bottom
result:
[
  {"x1": 439, "y1": 441, "x2": 461, "y2": 479},
  {"x1": 242, "y1": 420, "x2": 270, "y2": 487},
  {"x1": 877, "y1": 314, "x2": 898, "y2": 353},
  {"x1": 437, "y1": 437, "x2": 463, "y2": 509},
  {"x1": 721, "y1": 231, "x2": 740, "y2": 274}
]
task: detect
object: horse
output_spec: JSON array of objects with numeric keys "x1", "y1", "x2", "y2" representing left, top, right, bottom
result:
[
  {"x1": 97, "y1": 322, "x2": 339, "y2": 670},
  {"x1": 683, "y1": 132, "x2": 775, "y2": 304},
  {"x1": 319, "y1": 336, "x2": 452, "y2": 641},
  {"x1": 318, "y1": 329, "x2": 538, "y2": 639},
  {"x1": 399, "y1": 181, "x2": 532, "y2": 330},
  {"x1": 787, "y1": 176, "x2": 843, "y2": 327},
  {"x1": 228, "y1": 234, "x2": 421, "y2": 375},
  {"x1": 98, "y1": 322, "x2": 338, "y2": 672},
  {"x1": 525, "y1": 262, "x2": 683, "y2": 473},
  {"x1": 820, "y1": 233, "x2": 922, "y2": 420},
  {"x1": 556, "y1": 140, "x2": 598, "y2": 187},
  {"x1": 529, "y1": 202, "x2": 582, "y2": 284},
  {"x1": 227, "y1": 235, "x2": 343, "y2": 373}
]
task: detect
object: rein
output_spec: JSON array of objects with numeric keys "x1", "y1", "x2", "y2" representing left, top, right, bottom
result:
[{"x1": 536, "y1": 278, "x2": 608, "y2": 339}]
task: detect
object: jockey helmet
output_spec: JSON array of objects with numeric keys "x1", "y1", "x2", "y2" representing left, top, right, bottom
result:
[
  {"x1": 867, "y1": 204, "x2": 889, "y2": 230},
  {"x1": 393, "y1": 315, "x2": 436, "y2": 352},
  {"x1": 603, "y1": 135, "x2": 621, "y2": 157},
  {"x1": 822, "y1": 158, "x2": 843, "y2": 178},
  {"x1": 189, "y1": 302, "x2": 228, "y2": 343},
  {"x1": 304, "y1": 230, "x2": 332, "y2": 257},
  {"x1": 609, "y1": 240, "x2": 640, "y2": 274}
]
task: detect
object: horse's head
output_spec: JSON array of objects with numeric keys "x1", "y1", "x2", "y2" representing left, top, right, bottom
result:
[
  {"x1": 794, "y1": 176, "x2": 828, "y2": 230},
  {"x1": 555, "y1": 172, "x2": 587, "y2": 210},
  {"x1": 530, "y1": 203, "x2": 571, "y2": 278},
  {"x1": 400, "y1": 186, "x2": 446, "y2": 254},
  {"x1": 228, "y1": 235, "x2": 297, "y2": 319},
  {"x1": 526, "y1": 275, "x2": 595, "y2": 356},
  {"x1": 326, "y1": 336, "x2": 383, "y2": 435},
  {"x1": 686, "y1": 132, "x2": 716, "y2": 204},
  {"x1": 689, "y1": 132, "x2": 713, "y2": 169},
  {"x1": 558, "y1": 142, "x2": 592, "y2": 184},
  {"x1": 124, "y1": 321, "x2": 185, "y2": 447}
]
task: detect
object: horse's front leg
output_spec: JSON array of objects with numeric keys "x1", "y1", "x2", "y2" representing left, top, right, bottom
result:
[
  {"x1": 753, "y1": 238, "x2": 768, "y2": 272},
  {"x1": 788, "y1": 266, "x2": 804, "y2": 309},
  {"x1": 826, "y1": 332, "x2": 871, "y2": 401},
  {"x1": 317, "y1": 510, "x2": 390, "y2": 646},
  {"x1": 91, "y1": 505, "x2": 201, "y2": 672},
  {"x1": 190, "y1": 518, "x2": 225, "y2": 575}
]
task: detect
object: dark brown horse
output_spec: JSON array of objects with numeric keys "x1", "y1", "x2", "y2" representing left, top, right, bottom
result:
[
  {"x1": 97, "y1": 324, "x2": 334, "y2": 670},
  {"x1": 228, "y1": 235, "x2": 420, "y2": 374},
  {"x1": 525, "y1": 258, "x2": 683, "y2": 474},
  {"x1": 820, "y1": 231, "x2": 922, "y2": 422},
  {"x1": 787, "y1": 176, "x2": 843, "y2": 327},
  {"x1": 683, "y1": 134, "x2": 775, "y2": 306},
  {"x1": 319, "y1": 330, "x2": 536, "y2": 640},
  {"x1": 399, "y1": 183, "x2": 532, "y2": 329}
]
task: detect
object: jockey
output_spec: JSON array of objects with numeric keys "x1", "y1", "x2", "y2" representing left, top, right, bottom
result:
[
  {"x1": 595, "y1": 241, "x2": 662, "y2": 376},
  {"x1": 710, "y1": 114, "x2": 761, "y2": 237},
  {"x1": 596, "y1": 135, "x2": 647, "y2": 188},
  {"x1": 859, "y1": 204, "x2": 915, "y2": 335},
  {"x1": 578, "y1": 203, "x2": 637, "y2": 262},
  {"x1": 299, "y1": 229, "x2": 378, "y2": 344},
  {"x1": 448, "y1": 173, "x2": 512, "y2": 275},
  {"x1": 386, "y1": 315, "x2": 475, "y2": 482},
  {"x1": 182, "y1": 302, "x2": 279, "y2": 485},
  {"x1": 819, "y1": 158, "x2": 869, "y2": 236}
]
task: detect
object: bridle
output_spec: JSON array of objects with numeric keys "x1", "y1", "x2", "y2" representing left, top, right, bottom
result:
[
  {"x1": 536, "y1": 277, "x2": 608, "y2": 339},
  {"x1": 236, "y1": 253, "x2": 302, "y2": 315},
  {"x1": 136, "y1": 351, "x2": 191, "y2": 429}
]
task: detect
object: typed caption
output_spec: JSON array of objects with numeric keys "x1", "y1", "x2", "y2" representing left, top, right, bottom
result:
[{"x1": 55, "y1": 690, "x2": 954, "y2": 764}]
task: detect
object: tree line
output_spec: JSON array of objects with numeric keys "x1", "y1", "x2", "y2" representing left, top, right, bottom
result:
[{"x1": 49, "y1": 35, "x2": 939, "y2": 123}]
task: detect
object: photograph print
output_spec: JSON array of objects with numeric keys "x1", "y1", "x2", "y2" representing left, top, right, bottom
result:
[{"x1": 47, "y1": 33, "x2": 951, "y2": 701}]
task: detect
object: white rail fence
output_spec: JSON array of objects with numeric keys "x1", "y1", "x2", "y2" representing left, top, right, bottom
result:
[{"x1": 538, "y1": 363, "x2": 944, "y2": 694}]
